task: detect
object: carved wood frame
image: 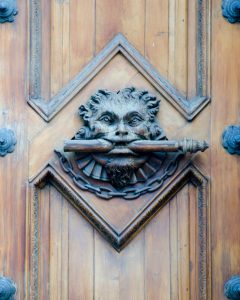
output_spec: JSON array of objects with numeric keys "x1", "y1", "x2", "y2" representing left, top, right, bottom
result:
[
  {"x1": 27, "y1": 1, "x2": 210, "y2": 298},
  {"x1": 27, "y1": 162, "x2": 209, "y2": 299},
  {"x1": 28, "y1": 0, "x2": 210, "y2": 122}
]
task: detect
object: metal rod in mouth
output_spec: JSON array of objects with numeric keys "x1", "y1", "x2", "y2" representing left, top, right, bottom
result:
[
  {"x1": 129, "y1": 139, "x2": 209, "y2": 153},
  {"x1": 64, "y1": 139, "x2": 113, "y2": 153},
  {"x1": 64, "y1": 138, "x2": 209, "y2": 154}
]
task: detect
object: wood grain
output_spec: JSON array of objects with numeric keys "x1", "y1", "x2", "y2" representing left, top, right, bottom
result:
[
  {"x1": 51, "y1": 0, "x2": 64, "y2": 97},
  {"x1": 145, "y1": 202, "x2": 171, "y2": 300},
  {"x1": 94, "y1": 232, "x2": 120, "y2": 300},
  {"x1": 68, "y1": 193, "x2": 94, "y2": 300},
  {"x1": 177, "y1": 185, "x2": 190, "y2": 300},
  {"x1": 49, "y1": 187, "x2": 63, "y2": 300},
  {"x1": 96, "y1": 0, "x2": 145, "y2": 54},
  {"x1": 29, "y1": 167, "x2": 208, "y2": 299},
  {"x1": 189, "y1": 183, "x2": 198, "y2": 300},
  {"x1": 38, "y1": 0, "x2": 95, "y2": 100},
  {"x1": 0, "y1": 1, "x2": 27, "y2": 299},
  {"x1": 39, "y1": 186, "x2": 50, "y2": 299},
  {"x1": 145, "y1": 0, "x2": 169, "y2": 78},
  {"x1": 168, "y1": 0, "x2": 188, "y2": 94},
  {"x1": 187, "y1": 0, "x2": 197, "y2": 98},
  {"x1": 211, "y1": 0, "x2": 240, "y2": 299},
  {"x1": 0, "y1": 0, "x2": 220, "y2": 299},
  {"x1": 69, "y1": 0, "x2": 95, "y2": 77},
  {"x1": 41, "y1": 0, "x2": 51, "y2": 100},
  {"x1": 170, "y1": 196, "x2": 179, "y2": 300}
]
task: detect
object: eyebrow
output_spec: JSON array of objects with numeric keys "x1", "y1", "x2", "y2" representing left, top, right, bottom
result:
[
  {"x1": 99, "y1": 111, "x2": 118, "y2": 118},
  {"x1": 124, "y1": 111, "x2": 144, "y2": 118}
]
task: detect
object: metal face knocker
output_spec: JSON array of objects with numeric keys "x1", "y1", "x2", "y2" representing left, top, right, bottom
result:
[
  {"x1": 0, "y1": 128, "x2": 16, "y2": 157},
  {"x1": 0, "y1": 0, "x2": 18, "y2": 23},
  {"x1": 55, "y1": 87, "x2": 209, "y2": 200}
]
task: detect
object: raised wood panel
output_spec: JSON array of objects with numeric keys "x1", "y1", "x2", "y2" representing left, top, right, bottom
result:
[
  {"x1": 35, "y1": 0, "x2": 95, "y2": 100},
  {"x1": 29, "y1": 182, "x2": 206, "y2": 299},
  {"x1": 1, "y1": 0, "x2": 240, "y2": 298},
  {"x1": 29, "y1": 53, "x2": 210, "y2": 180},
  {"x1": 95, "y1": 0, "x2": 145, "y2": 55},
  {"x1": 36, "y1": 185, "x2": 94, "y2": 300},
  {"x1": 27, "y1": 46, "x2": 210, "y2": 258},
  {"x1": 0, "y1": 1, "x2": 28, "y2": 299},
  {"x1": 27, "y1": 51, "x2": 210, "y2": 252},
  {"x1": 38, "y1": 0, "x2": 204, "y2": 97},
  {"x1": 26, "y1": 2, "x2": 211, "y2": 298},
  {"x1": 145, "y1": 0, "x2": 198, "y2": 97},
  {"x1": 211, "y1": 0, "x2": 240, "y2": 298},
  {"x1": 145, "y1": 0, "x2": 169, "y2": 79},
  {"x1": 28, "y1": 0, "x2": 210, "y2": 122}
]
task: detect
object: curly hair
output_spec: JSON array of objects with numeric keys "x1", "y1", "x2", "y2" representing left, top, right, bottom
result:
[
  {"x1": 76, "y1": 87, "x2": 166, "y2": 141},
  {"x1": 79, "y1": 87, "x2": 160, "y2": 123}
]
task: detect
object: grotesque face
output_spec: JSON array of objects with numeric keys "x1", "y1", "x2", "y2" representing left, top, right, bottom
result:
[
  {"x1": 76, "y1": 87, "x2": 165, "y2": 188},
  {"x1": 86, "y1": 96, "x2": 152, "y2": 141}
]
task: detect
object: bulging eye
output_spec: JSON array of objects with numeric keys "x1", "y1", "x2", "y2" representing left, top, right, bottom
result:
[
  {"x1": 98, "y1": 114, "x2": 114, "y2": 124},
  {"x1": 128, "y1": 115, "x2": 143, "y2": 127}
]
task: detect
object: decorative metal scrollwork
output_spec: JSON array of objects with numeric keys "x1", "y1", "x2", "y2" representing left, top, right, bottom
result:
[
  {"x1": 0, "y1": 276, "x2": 16, "y2": 300},
  {"x1": 0, "y1": 0, "x2": 18, "y2": 23},
  {"x1": 222, "y1": 125, "x2": 240, "y2": 155},
  {"x1": 222, "y1": 0, "x2": 240, "y2": 23},
  {"x1": 224, "y1": 276, "x2": 240, "y2": 300},
  {"x1": 0, "y1": 128, "x2": 16, "y2": 157},
  {"x1": 55, "y1": 87, "x2": 209, "y2": 200}
]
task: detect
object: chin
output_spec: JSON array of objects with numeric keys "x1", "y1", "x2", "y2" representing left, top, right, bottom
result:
[
  {"x1": 107, "y1": 156, "x2": 135, "y2": 167},
  {"x1": 93, "y1": 152, "x2": 149, "y2": 169},
  {"x1": 105, "y1": 161, "x2": 134, "y2": 189}
]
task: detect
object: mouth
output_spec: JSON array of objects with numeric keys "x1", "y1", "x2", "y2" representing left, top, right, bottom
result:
[{"x1": 107, "y1": 141, "x2": 137, "y2": 155}]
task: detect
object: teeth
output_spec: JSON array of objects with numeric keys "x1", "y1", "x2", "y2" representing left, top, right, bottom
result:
[{"x1": 114, "y1": 143, "x2": 127, "y2": 148}]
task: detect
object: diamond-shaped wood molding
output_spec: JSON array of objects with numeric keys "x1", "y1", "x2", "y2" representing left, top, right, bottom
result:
[
  {"x1": 30, "y1": 162, "x2": 208, "y2": 252},
  {"x1": 28, "y1": 34, "x2": 210, "y2": 122}
]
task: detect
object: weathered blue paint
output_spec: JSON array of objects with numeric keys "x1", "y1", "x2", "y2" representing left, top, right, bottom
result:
[
  {"x1": 222, "y1": 0, "x2": 240, "y2": 23},
  {"x1": 0, "y1": 277, "x2": 16, "y2": 300},
  {"x1": 224, "y1": 276, "x2": 240, "y2": 300},
  {"x1": 222, "y1": 125, "x2": 240, "y2": 155},
  {"x1": 0, "y1": 0, "x2": 18, "y2": 23},
  {"x1": 0, "y1": 128, "x2": 16, "y2": 157}
]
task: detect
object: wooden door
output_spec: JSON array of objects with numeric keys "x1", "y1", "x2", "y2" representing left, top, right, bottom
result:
[{"x1": 0, "y1": 0, "x2": 240, "y2": 299}]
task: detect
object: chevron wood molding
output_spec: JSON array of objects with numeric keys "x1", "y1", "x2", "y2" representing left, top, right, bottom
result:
[
  {"x1": 28, "y1": 1, "x2": 210, "y2": 122},
  {"x1": 28, "y1": 162, "x2": 208, "y2": 298},
  {"x1": 29, "y1": 162, "x2": 208, "y2": 250}
]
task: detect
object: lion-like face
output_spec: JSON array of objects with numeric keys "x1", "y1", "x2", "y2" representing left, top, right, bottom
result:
[
  {"x1": 89, "y1": 99, "x2": 151, "y2": 142},
  {"x1": 75, "y1": 87, "x2": 166, "y2": 188}
]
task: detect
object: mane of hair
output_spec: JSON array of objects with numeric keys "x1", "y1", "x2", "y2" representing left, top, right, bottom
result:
[
  {"x1": 120, "y1": 87, "x2": 160, "y2": 121},
  {"x1": 79, "y1": 87, "x2": 160, "y2": 124}
]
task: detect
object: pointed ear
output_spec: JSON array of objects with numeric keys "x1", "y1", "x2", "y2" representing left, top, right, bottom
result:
[
  {"x1": 140, "y1": 92, "x2": 160, "y2": 121},
  {"x1": 146, "y1": 99, "x2": 160, "y2": 117},
  {"x1": 78, "y1": 105, "x2": 91, "y2": 123},
  {"x1": 149, "y1": 124, "x2": 166, "y2": 140},
  {"x1": 75, "y1": 126, "x2": 92, "y2": 140}
]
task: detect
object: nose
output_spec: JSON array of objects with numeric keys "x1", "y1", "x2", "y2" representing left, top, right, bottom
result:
[{"x1": 115, "y1": 122, "x2": 128, "y2": 137}]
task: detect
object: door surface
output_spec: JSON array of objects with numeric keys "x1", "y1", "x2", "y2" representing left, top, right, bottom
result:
[{"x1": 0, "y1": 0, "x2": 239, "y2": 299}]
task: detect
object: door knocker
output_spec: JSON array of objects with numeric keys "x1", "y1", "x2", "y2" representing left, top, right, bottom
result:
[{"x1": 55, "y1": 87, "x2": 208, "y2": 200}]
